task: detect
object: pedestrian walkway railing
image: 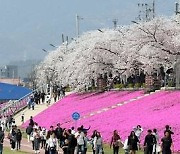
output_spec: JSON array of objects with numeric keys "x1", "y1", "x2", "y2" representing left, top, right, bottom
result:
[
  {"x1": 0, "y1": 92, "x2": 33, "y2": 117},
  {"x1": 0, "y1": 85, "x2": 45, "y2": 117}
]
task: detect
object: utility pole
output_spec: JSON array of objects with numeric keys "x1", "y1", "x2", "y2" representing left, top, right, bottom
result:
[
  {"x1": 76, "y1": 14, "x2": 83, "y2": 37},
  {"x1": 152, "y1": 0, "x2": 155, "y2": 18},
  {"x1": 112, "y1": 19, "x2": 118, "y2": 29},
  {"x1": 175, "y1": 1, "x2": 180, "y2": 15},
  {"x1": 62, "y1": 34, "x2": 64, "y2": 43}
]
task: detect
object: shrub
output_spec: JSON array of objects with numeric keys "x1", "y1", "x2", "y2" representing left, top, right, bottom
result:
[
  {"x1": 134, "y1": 83, "x2": 141, "y2": 88},
  {"x1": 114, "y1": 84, "x2": 125, "y2": 89},
  {"x1": 127, "y1": 83, "x2": 134, "y2": 88}
]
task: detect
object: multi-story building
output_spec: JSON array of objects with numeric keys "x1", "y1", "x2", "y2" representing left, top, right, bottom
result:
[{"x1": 0, "y1": 65, "x2": 18, "y2": 79}]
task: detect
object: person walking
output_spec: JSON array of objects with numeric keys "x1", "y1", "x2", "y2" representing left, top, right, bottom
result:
[
  {"x1": 40, "y1": 127, "x2": 47, "y2": 149},
  {"x1": 152, "y1": 129, "x2": 161, "y2": 154},
  {"x1": 40, "y1": 91, "x2": 46, "y2": 104},
  {"x1": 0, "y1": 127, "x2": 4, "y2": 154},
  {"x1": 46, "y1": 132, "x2": 58, "y2": 154},
  {"x1": 67, "y1": 129, "x2": 77, "y2": 154},
  {"x1": 75, "y1": 127, "x2": 85, "y2": 154},
  {"x1": 33, "y1": 128, "x2": 41, "y2": 154},
  {"x1": 26, "y1": 123, "x2": 33, "y2": 142},
  {"x1": 91, "y1": 130, "x2": 98, "y2": 154},
  {"x1": 94, "y1": 132, "x2": 103, "y2": 154},
  {"x1": 161, "y1": 131, "x2": 173, "y2": 154},
  {"x1": 9, "y1": 125, "x2": 17, "y2": 150},
  {"x1": 21, "y1": 113, "x2": 25, "y2": 124},
  {"x1": 110, "y1": 130, "x2": 122, "y2": 154},
  {"x1": 31, "y1": 100, "x2": 35, "y2": 110},
  {"x1": 29, "y1": 116, "x2": 34, "y2": 127},
  {"x1": 28, "y1": 95, "x2": 34, "y2": 109},
  {"x1": 144, "y1": 130, "x2": 156, "y2": 154},
  {"x1": 128, "y1": 131, "x2": 139, "y2": 154},
  {"x1": 55, "y1": 123, "x2": 63, "y2": 148},
  {"x1": 16, "y1": 129, "x2": 22, "y2": 150}
]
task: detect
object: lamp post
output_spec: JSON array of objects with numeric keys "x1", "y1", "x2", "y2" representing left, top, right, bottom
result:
[{"x1": 76, "y1": 14, "x2": 83, "y2": 37}]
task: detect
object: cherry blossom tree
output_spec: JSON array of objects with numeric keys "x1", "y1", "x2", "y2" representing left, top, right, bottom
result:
[{"x1": 35, "y1": 17, "x2": 180, "y2": 91}]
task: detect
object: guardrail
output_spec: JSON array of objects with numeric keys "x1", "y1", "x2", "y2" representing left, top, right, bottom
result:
[
  {"x1": 0, "y1": 91, "x2": 33, "y2": 116},
  {"x1": 0, "y1": 85, "x2": 46, "y2": 117}
]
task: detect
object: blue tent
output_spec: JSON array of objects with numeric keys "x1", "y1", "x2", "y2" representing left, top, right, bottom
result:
[{"x1": 0, "y1": 83, "x2": 32, "y2": 100}]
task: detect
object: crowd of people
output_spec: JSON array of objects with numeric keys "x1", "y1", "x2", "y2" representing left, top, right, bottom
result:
[
  {"x1": 27, "y1": 86, "x2": 66, "y2": 110},
  {"x1": 18, "y1": 116, "x2": 174, "y2": 154},
  {"x1": 0, "y1": 113, "x2": 175, "y2": 154}
]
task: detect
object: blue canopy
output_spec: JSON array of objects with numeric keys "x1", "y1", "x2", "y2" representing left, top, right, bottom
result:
[{"x1": 0, "y1": 82, "x2": 32, "y2": 100}]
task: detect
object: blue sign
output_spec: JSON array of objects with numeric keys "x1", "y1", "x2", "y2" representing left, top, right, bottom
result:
[{"x1": 72, "y1": 112, "x2": 80, "y2": 121}]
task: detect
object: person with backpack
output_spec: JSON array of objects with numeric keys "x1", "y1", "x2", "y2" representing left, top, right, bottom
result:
[
  {"x1": 0, "y1": 127, "x2": 4, "y2": 154},
  {"x1": 16, "y1": 129, "x2": 22, "y2": 150}
]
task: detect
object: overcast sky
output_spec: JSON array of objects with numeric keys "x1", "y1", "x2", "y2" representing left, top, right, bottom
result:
[{"x1": 0, "y1": 0, "x2": 177, "y2": 65}]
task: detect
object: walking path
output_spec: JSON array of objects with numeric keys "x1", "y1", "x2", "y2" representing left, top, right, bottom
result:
[
  {"x1": 14, "y1": 92, "x2": 74, "y2": 126},
  {"x1": 14, "y1": 102, "x2": 54, "y2": 126},
  {"x1": 3, "y1": 131, "x2": 64, "y2": 154}
]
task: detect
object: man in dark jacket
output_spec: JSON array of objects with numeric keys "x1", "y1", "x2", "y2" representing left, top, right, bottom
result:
[
  {"x1": 55, "y1": 123, "x2": 63, "y2": 148},
  {"x1": 0, "y1": 127, "x2": 4, "y2": 154},
  {"x1": 26, "y1": 124, "x2": 33, "y2": 142},
  {"x1": 144, "y1": 130, "x2": 156, "y2": 154},
  {"x1": 67, "y1": 129, "x2": 77, "y2": 154}
]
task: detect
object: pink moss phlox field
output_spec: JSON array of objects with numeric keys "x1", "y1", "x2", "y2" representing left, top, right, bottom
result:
[
  {"x1": 23, "y1": 90, "x2": 180, "y2": 151},
  {"x1": 63, "y1": 91, "x2": 180, "y2": 151},
  {"x1": 22, "y1": 91, "x2": 143, "y2": 128}
]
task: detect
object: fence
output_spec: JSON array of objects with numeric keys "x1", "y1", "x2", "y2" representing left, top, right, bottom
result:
[
  {"x1": 0, "y1": 84, "x2": 46, "y2": 117},
  {"x1": 0, "y1": 92, "x2": 33, "y2": 117}
]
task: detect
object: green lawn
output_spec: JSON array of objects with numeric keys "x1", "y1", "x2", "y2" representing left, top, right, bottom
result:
[
  {"x1": 88, "y1": 144, "x2": 144, "y2": 154},
  {"x1": 4, "y1": 147, "x2": 29, "y2": 154}
]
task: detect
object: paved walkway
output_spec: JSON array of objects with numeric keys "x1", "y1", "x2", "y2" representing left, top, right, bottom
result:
[
  {"x1": 3, "y1": 131, "x2": 64, "y2": 154},
  {"x1": 14, "y1": 101, "x2": 55, "y2": 126},
  {"x1": 14, "y1": 92, "x2": 74, "y2": 127}
]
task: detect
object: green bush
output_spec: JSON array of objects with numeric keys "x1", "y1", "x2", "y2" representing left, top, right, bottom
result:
[
  {"x1": 114, "y1": 84, "x2": 125, "y2": 89},
  {"x1": 168, "y1": 81, "x2": 175, "y2": 87},
  {"x1": 88, "y1": 86, "x2": 96, "y2": 91},
  {"x1": 142, "y1": 83, "x2": 146, "y2": 88},
  {"x1": 134, "y1": 83, "x2": 141, "y2": 88},
  {"x1": 65, "y1": 86, "x2": 71, "y2": 92},
  {"x1": 127, "y1": 83, "x2": 134, "y2": 88}
]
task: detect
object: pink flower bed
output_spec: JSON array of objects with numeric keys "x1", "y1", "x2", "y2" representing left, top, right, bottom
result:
[
  {"x1": 23, "y1": 90, "x2": 143, "y2": 128},
  {"x1": 62, "y1": 90, "x2": 180, "y2": 152}
]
